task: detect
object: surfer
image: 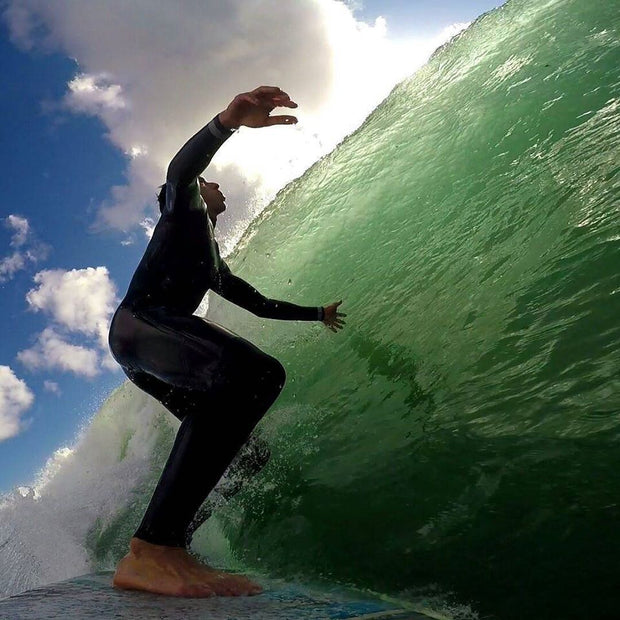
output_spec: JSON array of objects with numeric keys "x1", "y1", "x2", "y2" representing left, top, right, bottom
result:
[{"x1": 108, "y1": 86, "x2": 346, "y2": 597}]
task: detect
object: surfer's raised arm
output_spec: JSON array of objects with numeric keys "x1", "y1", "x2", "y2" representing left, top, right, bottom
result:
[
  {"x1": 166, "y1": 86, "x2": 298, "y2": 189},
  {"x1": 165, "y1": 115, "x2": 234, "y2": 190}
]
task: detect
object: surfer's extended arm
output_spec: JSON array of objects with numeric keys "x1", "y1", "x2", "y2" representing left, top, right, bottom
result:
[{"x1": 216, "y1": 263, "x2": 324, "y2": 321}]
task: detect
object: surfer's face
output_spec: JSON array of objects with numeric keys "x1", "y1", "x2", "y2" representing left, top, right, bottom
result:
[{"x1": 199, "y1": 177, "x2": 226, "y2": 220}]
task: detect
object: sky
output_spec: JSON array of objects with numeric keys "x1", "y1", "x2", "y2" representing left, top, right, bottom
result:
[{"x1": 0, "y1": 0, "x2": 501, "y2": 494}]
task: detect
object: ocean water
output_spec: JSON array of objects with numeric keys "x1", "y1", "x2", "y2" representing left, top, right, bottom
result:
[{"x1": 1, "y1": 0, "x2": 618, "y2": 617}]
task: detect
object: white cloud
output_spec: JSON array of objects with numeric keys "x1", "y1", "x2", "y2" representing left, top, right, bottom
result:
[
  {"x1": 3, "y1": 1, "x2": 465, "y2": 240},
  {"x1": 126, "y1": 145, "x2": 148, "y2": 159},
  {"x1": 65, "y1": 73, "x2": 126, "y2": 114},
  {"x1": 139, "y1": 217, "x2": 156, "y2": 239},
  {"x1": 18, "y1": 267, "x2": 119, "y2": 378},
  {"x1": 26, "y1": 267, "x2": 117, "y2": 350},
  {"x1": 0, "y1": 215, "x2": 49, "y2": 283},
  {"x1": 0, "y1": 252, "x2": 27, "y2": 282},
  {"x1": 43, "y1": 380, "x2": 61, "y2": 396},
  {"x1": 0, "y1": 366, "x2": 34, "y2": 441},
  {"x1": 7, "y1": 214, "x2": 30, "y2": 247},
  {"x1": 17, "y1": 328, "x2": 100, "y2": 378}
]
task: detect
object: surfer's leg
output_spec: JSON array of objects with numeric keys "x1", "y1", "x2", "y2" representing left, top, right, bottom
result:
[
  {"x1": 133, "y1": 355, "x2": 284, "y2": 548},
  {"x1": 127, "y1": 369, "x2": 271, "y2": 546},
  {"x1": 110, "y1": 308, "x2": 285, "y2": 596},
  {"x1": 185, "y1": 433, "x2": 271, "y2": 546},
  {"x1": 114, "y1": 367, "x2": 282, "y2": 597},
  {"x1": 128, "y1": 368, "x2": 271, "y2": 546}
]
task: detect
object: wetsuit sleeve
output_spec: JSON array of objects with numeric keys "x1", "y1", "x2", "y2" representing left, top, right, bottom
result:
[
  {"x1": 164, "y1": 115, "x2": 234, "y2": 214},
  {"x1": 216, "y1": 262, "x2": 324, "y2": 321}
]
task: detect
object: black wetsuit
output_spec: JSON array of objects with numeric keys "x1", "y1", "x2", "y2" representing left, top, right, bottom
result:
[{"x1": 108, "y1": 115, "x2": 323, "y2": 548}]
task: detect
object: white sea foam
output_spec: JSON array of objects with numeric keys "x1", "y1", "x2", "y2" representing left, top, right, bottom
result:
[{"x1": 0, "y1": 381, "x2": 173, "y2": 598}]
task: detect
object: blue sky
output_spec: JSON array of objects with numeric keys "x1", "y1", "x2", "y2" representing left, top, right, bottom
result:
[
  {"x1": 0, "y1": 0, "x2": 500, "y2": 493},
  {"x1": 355, "y1": 0, "x2": 499, "y2": 36}
]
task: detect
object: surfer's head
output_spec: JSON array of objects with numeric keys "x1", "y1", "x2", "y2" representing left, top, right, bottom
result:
[
  {"x1": 199, "y1": 177, "x2": 227, "y2": 225},
  {"x1": 156, "y1": 178, "x2": 227, "y2": 222}
]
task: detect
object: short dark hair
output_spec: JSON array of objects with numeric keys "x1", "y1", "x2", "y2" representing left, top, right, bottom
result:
[
  {"x1": 158, "y1": 178, "x2": 207, "y2": 212},
  {"x1": 157, "y1": 184, "x2": 166, "y2": 213}
]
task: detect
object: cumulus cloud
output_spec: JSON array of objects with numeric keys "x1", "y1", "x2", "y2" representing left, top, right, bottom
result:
[
  {"x1": 26, "y1": 267, "x2": 117, "y2": 349},
  {"x1": 0, "y1": 214, "x2": 50, "y2": 283},
  {"x1": 18, "y1": 267, "x2": 118, "y2": 377},
  {"x1": 65, "y1": 73, "x2": 126, "y2": 114},
  {"x1": 0, "y1": 366, "x2": 34, "y2": 441},
  {"x1": 3, "y1": 0, "x2": 465, "y2": 240},
  {"x1": 17, "y1": 328, "x2": 100, "y2": 378}
]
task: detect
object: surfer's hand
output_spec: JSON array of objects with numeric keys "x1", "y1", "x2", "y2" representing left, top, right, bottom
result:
[
  {"x1": 218, "y1": 86, "x2": 298, "y2": 130},
  {"x1": 322, "y1": 300, "x2": 346, "y2": 333}
]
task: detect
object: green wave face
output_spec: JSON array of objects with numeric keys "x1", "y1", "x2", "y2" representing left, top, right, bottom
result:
[{"x1": 204, "y1": 0, "x2": 620, "y2": 617}]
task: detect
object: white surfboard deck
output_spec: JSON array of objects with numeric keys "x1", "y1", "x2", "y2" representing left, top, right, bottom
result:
[{"x1": 0, "y1": 571, "x2": 435, "y2": 619}]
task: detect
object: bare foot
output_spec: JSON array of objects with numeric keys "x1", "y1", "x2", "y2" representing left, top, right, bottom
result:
[{"x1": 113, "y1": 538, "x2": 262, "y2": 597}]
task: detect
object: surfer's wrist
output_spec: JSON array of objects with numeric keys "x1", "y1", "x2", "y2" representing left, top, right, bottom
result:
[{"x1": 217, "y1": 111, "x2": 238, "y2": 130}]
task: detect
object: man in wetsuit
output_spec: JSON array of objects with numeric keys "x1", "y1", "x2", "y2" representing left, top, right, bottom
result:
[{"x1": 108, "y1": 86, "x2": 346, "y2": 597}]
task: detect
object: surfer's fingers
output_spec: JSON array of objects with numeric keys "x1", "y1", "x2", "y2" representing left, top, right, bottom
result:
[
  {"x1": 252, "y1": 86, "x2": 298, "y2": 107},
  {"x1": 235, "y1": 93, "x2": 260, "y2": 106},
  {"x1": 269, "y1": 94, "x2": 298, "y2": 108},
  {"x1": 266, "y1": 115, "x2": 298, "y2": 126},
  {"x1": 251, "y1": 85, "x2": 286, "y2": 97},
  {"x1": 276, "y1": 99, "x2": 298, "y2": 109}
]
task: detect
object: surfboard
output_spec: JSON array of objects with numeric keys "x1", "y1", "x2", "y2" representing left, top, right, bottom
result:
[{"x1": 0, "y1": 571, "x2": 436, "y2": 619}]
